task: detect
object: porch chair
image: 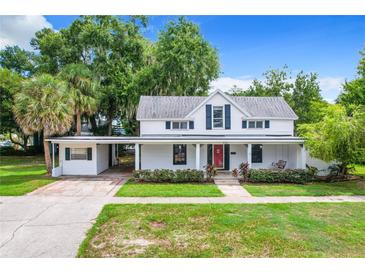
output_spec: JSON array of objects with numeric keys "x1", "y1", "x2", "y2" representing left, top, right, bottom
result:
[{"x1": 272, "y1": 160, "x2": 287, "y2": 169}]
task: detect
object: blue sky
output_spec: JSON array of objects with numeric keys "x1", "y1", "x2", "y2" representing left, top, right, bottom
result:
[{"x1": 1, "y1": 16, "x2": 364, "y2": 101}]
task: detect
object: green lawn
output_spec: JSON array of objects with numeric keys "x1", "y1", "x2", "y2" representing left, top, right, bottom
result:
[
  {"x1": 116, "y1": 180, "x2": 224, "y2": 197},
  {"x1": 78, "y1": 203, "x2": 365, "y2": 258},
  {"x1": 0, "y1": 155, "x2": 56, "y2": 196},
  {"x1": 353, "y1": 164, "x2": 365, "y2": 178},
  {"x1": 243, "y1": 181, "x2": 365, "y2": 197}
]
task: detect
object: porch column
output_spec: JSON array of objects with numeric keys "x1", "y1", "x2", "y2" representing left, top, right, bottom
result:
[
  {"x1": 300, "y1": 144, "x2": 306, "y2": 169},
  {"x1": 52, "y1": 143, "x2": 55, "y2": 169},
  {"x1": 195, "y1": 144, "x2": 200, "y2": 170},
  {"x1": 135, "y1": 143, "x2": 140, "y2": 170},
  {"x1": 247, "y1": 143, "x2": 252, "y2": 167}
]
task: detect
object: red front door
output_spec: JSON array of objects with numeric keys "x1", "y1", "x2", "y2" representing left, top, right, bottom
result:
[{"x1": 213, "y1": 144, "x2": 224, "y2": 168}]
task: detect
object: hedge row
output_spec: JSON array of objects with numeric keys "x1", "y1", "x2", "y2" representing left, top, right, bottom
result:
[
  {"x1": 0, "y1": 146, "x2": 40, "y2": 156},
  {"x1": 248, "y1": 168, "x2": 317, "y2": 184},
  {"x1": 133, "y1": 169, "x2": 204, "y2": 183}
]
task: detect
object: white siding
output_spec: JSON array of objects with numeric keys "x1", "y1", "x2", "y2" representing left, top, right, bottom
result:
[
  {"x1": 139, "y1": 93, "x2": 294, "y2": 136},
  {"x1": 230, "y1": 144, "x2": 247, "y2": 170},
  {"x1": 141, "y1": 144, "x2": 196, "y2": 170},
  {"x1": 96, "y1": 144, "x2": 109, "y2": 174},
  {"x1": 59, "y1": 143, "x2": 98, "y2": 175}
]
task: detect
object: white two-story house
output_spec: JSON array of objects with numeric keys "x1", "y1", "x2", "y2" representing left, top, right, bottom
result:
[{"x1": 47, "y1": 90, "x2": 329, "y2": 176}]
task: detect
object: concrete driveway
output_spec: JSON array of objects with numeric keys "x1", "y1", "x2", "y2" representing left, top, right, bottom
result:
[{"x1": 0, "y1": 176, "x2": 125, "y2": 258}]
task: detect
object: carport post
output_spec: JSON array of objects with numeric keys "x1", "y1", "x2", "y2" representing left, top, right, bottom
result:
[
  {"x1": 195, "y1": 144, "x2": 200, "y2": 170},
  {"x1": 52, "y1": 143, "x2": 55, "y2": 169},
  {"x1": 135, "y1": 143, "x2": 140, "y2": 170},
  {"x1": 247, "y1": 143, "x2": 252, "y2": 168}
]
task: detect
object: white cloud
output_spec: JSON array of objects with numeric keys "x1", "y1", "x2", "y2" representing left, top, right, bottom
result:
[
  {"x1": 318, "y1": 77, "x2": 345, "y2": 103},
  {"x1": 210, "y1": 76, "x2": 254, "y2": 93},
  {"x1": 0, "y1": 16, "x2": 53, "y2": 50}
]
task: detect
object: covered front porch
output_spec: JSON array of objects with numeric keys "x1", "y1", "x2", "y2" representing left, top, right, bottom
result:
[
  {"x1": 136, "y1": 142, "x2": 306, "y2": 172},
  {"x1": 47, "y1": 136, "x2": 306, "y2": 177}
]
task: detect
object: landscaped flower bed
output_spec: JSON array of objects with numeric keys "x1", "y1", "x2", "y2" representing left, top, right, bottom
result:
[
  {"x1": 133, "y1": 169, "x2": 205, "y2": 183},
  {"x1": 246, "y1": 168, "x2": 317, "y2": 184}
]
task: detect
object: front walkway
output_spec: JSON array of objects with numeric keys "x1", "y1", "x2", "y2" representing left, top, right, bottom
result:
[{"x1": 1, "y1": 176, "x2": 365, "y2": 257}]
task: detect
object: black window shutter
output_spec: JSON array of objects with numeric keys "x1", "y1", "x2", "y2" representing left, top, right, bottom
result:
[
  {"x1": 206, "y1": 104, "x2": 212, "y2": 130},
  {"x1": 87, "y1": 147, "x2": 92, "y2": 161},
  {"x1": 65, "y1": 147, "x2": 70, "y2": 160},
  {"x1": 242, "y1": 120, "x2": 247, "y2": 128},
  {"x1": 265, "y1": 120, "x2": 270, "y2": 128},
  {"x1": 224, "y1": 104, "x2": 231, "y2": 129},
  {"x1": 224, "y1": 144, "x2": 230, "y2": 170},
  {"x1": 189, "y1": 121, "x2": 194, "y2": 129},
  {"x1": 165, "y1": 121, "x2": 171, "y2": 129},
  {"x1": 207, "y1": 144, "x2": 212, "y2": 165}
]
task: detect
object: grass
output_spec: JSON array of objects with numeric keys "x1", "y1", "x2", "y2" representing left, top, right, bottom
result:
[
  {"x1": 353, "y1": 164, "x2": 365, "y2": 178},
  {"x1": 78, "y1": 203, "x2": 365, "y2": 258},
  {"x1": 0, "y1": 155, "x2": 56, "y2": 196},
  {"x1": 243, "y1": 181, "x2": 365, "y2": 197},
  {"x1": 116, "y1": 179, "x2": 224, "y2": 197}
]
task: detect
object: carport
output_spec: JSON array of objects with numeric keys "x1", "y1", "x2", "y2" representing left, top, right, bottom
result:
[{"x1": 47, "y1": 136, "x2": 138, "y2": 177}]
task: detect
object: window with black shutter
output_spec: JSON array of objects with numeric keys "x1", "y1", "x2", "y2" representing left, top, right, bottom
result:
[
  {"x1": 265, "y1": 120, "x2": 270, "y2": 128},
  {"x1": 87, "y1": 147, "x2": 92, "y2": 161},
  {"x1": 165, "y1": 121, "x2": 171, "y2": 129},
  {"x1": 252, "y1": 144, "x2": 263, "y2": 163},
  {"x1": 65, "y1": 147, "x2": 70, "y2": 160},
  {"x1": 189, "y1": 121, "x2": 194, "y2": 129}
]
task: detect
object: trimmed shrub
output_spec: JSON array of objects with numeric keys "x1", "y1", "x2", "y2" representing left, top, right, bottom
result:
[
  {"x1": 248, "y1": 169, "x2": 317, "y2": 184},
  {"x1": 133, "y1": 169, "x2": 204, "y2": 183},
  {"x1": 0, "y1": 146, "x2": 38, "y2": 156}
]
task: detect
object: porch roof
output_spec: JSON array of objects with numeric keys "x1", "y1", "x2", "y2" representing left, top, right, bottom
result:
[{"x1": 46, "y1": 135, "x2": 304, "y2": 144}]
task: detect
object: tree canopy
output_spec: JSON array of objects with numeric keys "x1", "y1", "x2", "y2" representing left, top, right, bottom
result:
[
  {"x1": 1, "y1": 16, "x2": 220, "y2": 138},
  {"x1": 13, "y1": 74, "x2": 73, "y2": 173},
  {"x1": 232, "y1": 66, "x2": 325, "y2": 125},
  {"x1": 337, "y1": 48, "x2": 365, "y2": 114},
  {"x1": 298, "y1": 104, "x2": 365, "y2": 173}
]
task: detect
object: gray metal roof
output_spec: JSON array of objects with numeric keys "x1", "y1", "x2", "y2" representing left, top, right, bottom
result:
[{"x1": 136, "y1": 95, "x2": 298, "y2": 119}]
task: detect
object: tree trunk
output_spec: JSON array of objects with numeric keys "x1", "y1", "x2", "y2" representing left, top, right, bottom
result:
[
  {"x1": 43, "y1": 138, "x2": 52, "y2": 175},
  {"x1": 90, "y1": 115, "x2": 98, "y2": 133},
  {"x1": 107, "y1": 115, "x2": 113, "y2": 136},
  {"x1": 22, "y1": 135, "x2": 29, "y2": 151},
  {"x1": 76, "y1": 112, "x2": 82, "y2": 136}
]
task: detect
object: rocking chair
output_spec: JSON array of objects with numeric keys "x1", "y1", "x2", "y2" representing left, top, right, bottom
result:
[{"x1": 272, "y1": 160, "x2": 287, "y2": 169}]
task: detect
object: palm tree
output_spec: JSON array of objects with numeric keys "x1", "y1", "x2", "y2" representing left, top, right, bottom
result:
[
  {"x1": 13, "y1": 74, "x2": 73, "y2": 174},
  {"x1": 59, "y1": 64, "x2": 98, "y2": 135}
]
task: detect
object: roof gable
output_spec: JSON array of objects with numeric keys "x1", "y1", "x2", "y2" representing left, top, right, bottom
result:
[
  {"x1": 136, "y1": 91, "x2": 298, "y2": 120},
  {"x1": 184, "y1": 90, "x2": 250, "y2": 118}
]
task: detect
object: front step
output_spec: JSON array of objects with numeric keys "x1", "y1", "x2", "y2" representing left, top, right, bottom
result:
[{"x1": 214, "y1": 178, "x2": 240, "y2": 185}]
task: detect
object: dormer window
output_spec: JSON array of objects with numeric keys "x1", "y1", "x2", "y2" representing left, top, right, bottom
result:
[
  {"x1": 166, "y1": 121, "x2": 193, "y2": 130},
  {"x1": 213, "y1": 106, "x2": 224, "y2": 128},
  {"x1": 243, "y1": 120, "x2": 270, "y2": 129}
]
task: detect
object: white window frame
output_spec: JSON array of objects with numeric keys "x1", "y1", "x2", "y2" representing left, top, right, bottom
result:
[
  {"x1": 212, "y1": 106, "x2": 224, "y2": 129},
  {"x1": 70, "y1": 148, "x2": 88, "y2": 160},
  {"x1": 170, "y1": 121, "x2": 189, "y2": 130},
  {"x1": 247, "y1": 120, "x2": 265, "y2": 129}
]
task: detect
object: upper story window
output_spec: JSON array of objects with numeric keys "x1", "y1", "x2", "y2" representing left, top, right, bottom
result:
[
  {"x1": 172, "y1": 121, "x2": 188, "y2": 130},
  {"x1": 243, "y1": 120, "x2": 270, "y2": 129},
  {"x1": 166, "y1": 121, "x2": 194, "y2": 130},
  {"x1": 213, "y1": 106, "x2": 224, "y2": 128}
]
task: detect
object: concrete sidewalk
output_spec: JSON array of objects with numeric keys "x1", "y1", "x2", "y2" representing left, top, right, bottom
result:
[{"x1": 109, "y1": 195, "x2": 365, "y2": 204}]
